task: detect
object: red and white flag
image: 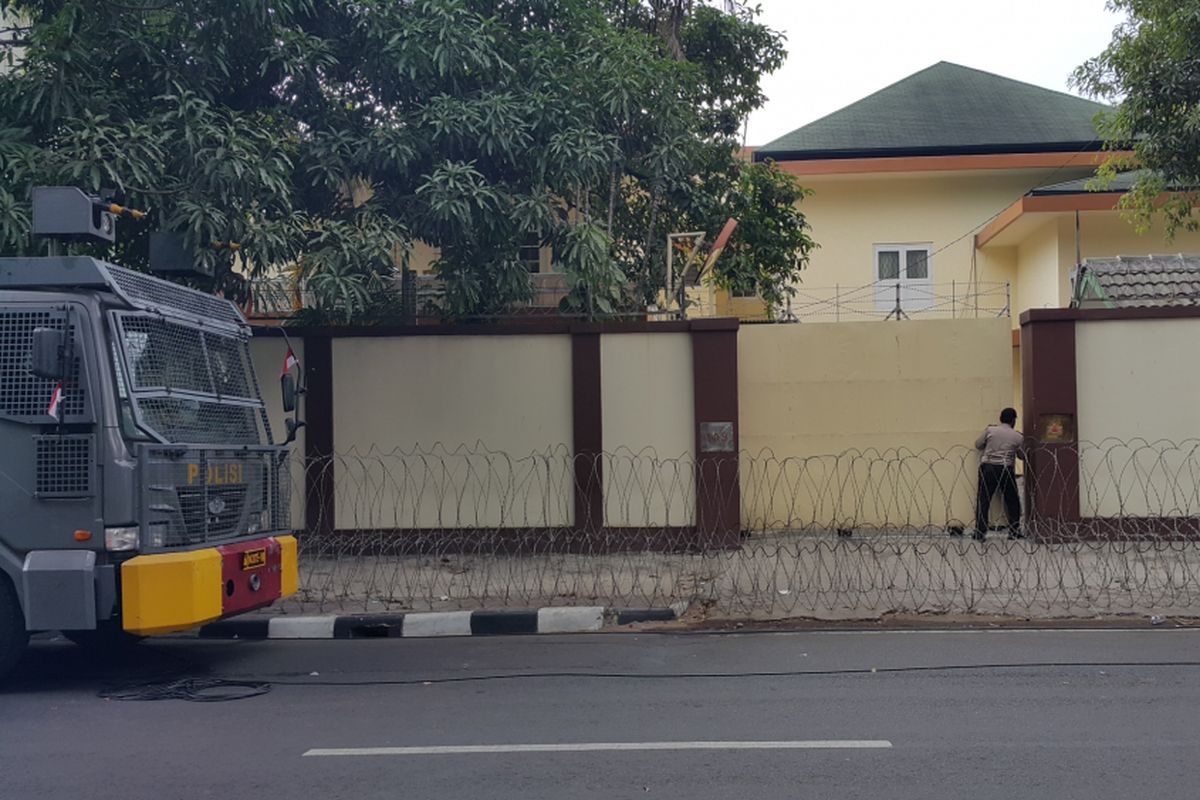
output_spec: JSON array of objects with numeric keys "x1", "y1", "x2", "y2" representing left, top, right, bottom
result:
[
  {"x1": 47, "y1": 382, "x2": 63, "y2": 421},
  {"x1": 281, "y1": 346, "x2": 298, "y2": 377}
]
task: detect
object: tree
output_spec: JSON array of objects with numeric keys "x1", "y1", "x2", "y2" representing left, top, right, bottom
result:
[
  {"x1": 0, "y1": 0, "x2": 811, "y2": 321},
  {"x1": 1073, "y1": 0, "x2": 1200, "y2": 237}
]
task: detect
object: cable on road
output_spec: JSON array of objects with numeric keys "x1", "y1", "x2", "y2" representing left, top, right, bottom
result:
[
  {"x1": 246, "y1": 660, "x2": 1200, "y2": 688},
  {"x1": 98, "y1": 677, "x2": 271, "y2": 702},
  {"x1": 86, "y1": 656, "x2": 1200, "y2": 699}
]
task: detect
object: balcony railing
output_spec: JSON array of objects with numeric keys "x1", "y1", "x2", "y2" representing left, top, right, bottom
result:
[
  {"x1": 246, "y1": 271, "x2": 574, "y2": 320},
  {"x1": 246, "y1": 274, "x2": 1011, "y2": 324},
  {"x1": 769, "y1": 281, "x2": 1011, "y2": 322}
]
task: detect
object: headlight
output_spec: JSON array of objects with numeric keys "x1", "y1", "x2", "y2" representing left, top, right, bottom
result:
[
  {"x1": 146, "y1": 522, "x2": 168, "y2": 549},
  {"x1": 105, "y1": 526, "x2": 140, "y2": 552}
]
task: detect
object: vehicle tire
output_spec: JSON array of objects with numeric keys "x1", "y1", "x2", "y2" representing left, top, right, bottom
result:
[
  {"x1": 64, "y1": 621, "x2": 144, "y2": 653},
  {"x1": 0, "y1": 576, "x2": 29, "y2": 679}
]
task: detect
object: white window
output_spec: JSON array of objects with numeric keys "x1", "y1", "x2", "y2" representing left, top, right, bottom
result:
[
  {"x1": 519, "y1": 243, "x2": 542, "y2": 273},
  {"x1": 874, "y1": 243, "x2": 932, "y2": 312}
]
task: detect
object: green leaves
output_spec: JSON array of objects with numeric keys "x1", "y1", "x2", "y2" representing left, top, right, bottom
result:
[
  {"x1": 1073, "y1": 0, "x2": 1200, "y2": 238},
  {"x1": 558, "y1": 220, "x2": 626, "y2": 316},
  {"x1": 708, "y1": 160, "x2": 815, "y2": 309},
  {"x1": 416, "y1": 160, "x2": 503, "y2": 238},
  {"x1": 299, "y1": 208, "x2": 405, "y2": 322},
  {"x1": 0, "y1": 0, "x2": 804, "y2": 322}
]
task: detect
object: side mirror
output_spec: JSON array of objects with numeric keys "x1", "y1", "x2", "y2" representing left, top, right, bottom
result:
[
  {"x1": 281, "y1": 372, "x2": 296, "y2": 413},
  {"x1": 30, "y1": 328, "x2": 67, "y2": 380},
  {"x1": 283, "y1": 417, "x2": 306, "y2": 445}
]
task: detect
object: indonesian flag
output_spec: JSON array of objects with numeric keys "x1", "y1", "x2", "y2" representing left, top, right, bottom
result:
[
  {"x1": 281, "y1": 346, "x2": 298, "y2": 377},
  {"x1": 47, "y1": 382, "x2": 63, "y2": 421}
]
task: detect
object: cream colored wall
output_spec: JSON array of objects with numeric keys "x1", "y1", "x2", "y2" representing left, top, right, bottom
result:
[
  {"x1": 1076, "y1": 319, "x2": 1200, "y2": 517},
  {"x1": 798, "y1": 170, "x2": 1088, "y2": 294},
  {"x1": 1006, "y1": 211, "x2": 1200, "y2": 316},
  {"x1": 601, "y1": 333, "x2": 696, "y2": 526},
  {"x1": 0, "y1": 10, "x2": 26, "y2": 73},
  {"x1": 330, "y1": 336, "x2": 575, "y2": 529},
  {"x1": 406, "y1": 240, "x2": 553, "y2": 275},
  {"x1": 715, "y1": 289, "x2": 769, "y2": 320},
  {"x1": 1015, "y1": 220, "x2": 1064, "y2": 317},
  {"x1": 738, "y1": 319, "x2": 1012, "y2": 529},
  {"x1": 248, "y1": 336, "x2": 307, "y2": 529},
  {"x1": 407, "y1": 240, "x2": 440, "y2": 274},
  {"x1": 1077, "y1": 212, "x2": 1200, "y2": 265}
]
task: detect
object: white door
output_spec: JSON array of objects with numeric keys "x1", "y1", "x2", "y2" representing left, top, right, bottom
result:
[{"x1": 874, "y1": 244, "x2": 933, "y2": 314}]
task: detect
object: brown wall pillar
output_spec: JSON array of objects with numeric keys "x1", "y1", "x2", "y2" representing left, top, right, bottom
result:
[
  {"x1": 1020, "y1": 314, "x2": 1080, "y2": 536},
  {"x1": 691, "y1": 319, "x2": 741, "y2": 547},
  {"x1": 303, "y1": 334, "x2": 335, "y2": 537},
  {"x1": 571, "y1": 328, "x2": 603, "y2": 534}
]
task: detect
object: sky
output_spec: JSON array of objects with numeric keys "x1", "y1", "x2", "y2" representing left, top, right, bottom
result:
[{"x1": 744, "y1": 0, "x2": 1125, "y2": 146}]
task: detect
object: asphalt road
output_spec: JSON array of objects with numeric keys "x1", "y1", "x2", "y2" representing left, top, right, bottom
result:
[{"x1": 3, "y1": 627, "x2": 1200, "y2": 800}]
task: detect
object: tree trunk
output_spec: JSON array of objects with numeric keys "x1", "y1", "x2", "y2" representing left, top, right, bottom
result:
[
  {"x1": 606, "y1": 158, "x2": 619, "y2": 239},
  {"x1": 651, "y1": 0, "x2": 690, "y2": 61}
]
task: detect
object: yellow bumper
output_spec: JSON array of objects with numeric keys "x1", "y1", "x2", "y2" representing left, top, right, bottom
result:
[{"x1": 120, "y1": 535, "x2": 298, "y2": 636}]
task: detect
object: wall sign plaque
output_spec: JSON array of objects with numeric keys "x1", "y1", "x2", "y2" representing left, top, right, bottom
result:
[
  {"x1": 699, "y1": 421, "x2": 735, "y2": 453},
  {"x1": 1038, "y1": 413, "x2": 1075, "y2": 444}
]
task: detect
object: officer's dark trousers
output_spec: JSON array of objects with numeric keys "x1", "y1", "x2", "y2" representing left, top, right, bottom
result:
[{"x1": 976, "y1": 463, "x2": 1020, "y2": 536}]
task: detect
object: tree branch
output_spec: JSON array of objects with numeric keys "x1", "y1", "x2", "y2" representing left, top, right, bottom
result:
[{"x1": 104, "y1": 0, "x2": 178, "y2": 12}]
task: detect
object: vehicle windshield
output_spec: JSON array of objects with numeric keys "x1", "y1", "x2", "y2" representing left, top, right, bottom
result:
[{"x1": 109, "y1": 313, "x2": 268, "y2": 445}]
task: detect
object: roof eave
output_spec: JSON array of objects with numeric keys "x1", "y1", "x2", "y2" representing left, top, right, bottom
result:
[
  {"x1": 975, "y1": 192, "x2": 1128, "y2": 249},
  {"x1": 754, "y1": 141, "x2": 1103, "y2": 163}
]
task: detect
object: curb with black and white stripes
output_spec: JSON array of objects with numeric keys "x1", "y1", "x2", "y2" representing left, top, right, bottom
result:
[{"x1": 197, "y1": 606, "x2": 681, "y2": 640}]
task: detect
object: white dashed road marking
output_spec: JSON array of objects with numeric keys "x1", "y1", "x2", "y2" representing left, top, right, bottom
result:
[{"x1": 303, "y1": 740, "x2": 894, "y2": 757}]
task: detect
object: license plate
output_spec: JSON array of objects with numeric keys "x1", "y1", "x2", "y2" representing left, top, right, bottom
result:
[{"x1": 241, "y1": 548, "x2": 267, "y2": 571}]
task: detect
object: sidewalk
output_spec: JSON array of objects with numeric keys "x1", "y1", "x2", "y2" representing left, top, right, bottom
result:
[{"x1": 265, "y1": 532, "x2": 1200, "y2": 621}]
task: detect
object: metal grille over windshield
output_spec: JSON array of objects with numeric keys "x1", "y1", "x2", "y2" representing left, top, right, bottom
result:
[{"x1": 113, "y1": 312, "x2": 268, "y2": 445}]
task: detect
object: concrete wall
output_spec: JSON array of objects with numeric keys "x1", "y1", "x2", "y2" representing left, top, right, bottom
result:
[
  {"x1": 1076, "y1": 318, "x2": 1200, "y2": 517},
  {"x1": 601, "y1": 333, "x2": 695, "y2": 526},
  {"x1": 738, "y1": 319, "x2": 1013, "y2": 528},
  {"x1": 330, "y1": 335, "x2": 575, "y2": 529}
]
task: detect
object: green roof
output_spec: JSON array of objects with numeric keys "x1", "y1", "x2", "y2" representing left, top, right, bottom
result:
[
  {"x1": 756, "y1": 62, "x2": 1109, "y2": 161},
  {"x1": 1029, "y1": 169, "x2": 1197, "y2": 196},
  {"x1": 1032, "y1": 172, "x2": 1139, "y2": 195}
]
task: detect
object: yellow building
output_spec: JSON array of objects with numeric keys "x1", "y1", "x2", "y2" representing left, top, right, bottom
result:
[{"x1": 754, "y1": 61, "x2": 1200, "y2": 408}]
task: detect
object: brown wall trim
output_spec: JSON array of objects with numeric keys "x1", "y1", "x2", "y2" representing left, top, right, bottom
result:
[
  {"x1": 1023, "y1": 193, "x2": 1125, "y2": 213},
  {"x1": 975, "y1": 193, "x2": 1127, "y2": 248},
  {"x1": 571, "y1": 332, "x2": 603, "y2": 533},
  {"x1": 691, "y1": 325, "x2": 741, "y2": 545},
  {"x1": 1023, "y1": 307, "x2": 1200, "y2": 324},
  {"x1": 1021, "y1": 318, "x2": 1080, "y2": 529},
  {"x1": 302, "y1": 335, "x2": 335, "y2": 537},
  {"x1": 255, "y1": 319, "x2": 739, "y2": 339},
  {"x1": 973, "y1": 196, "x2": 1028, "y2": 249}
]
